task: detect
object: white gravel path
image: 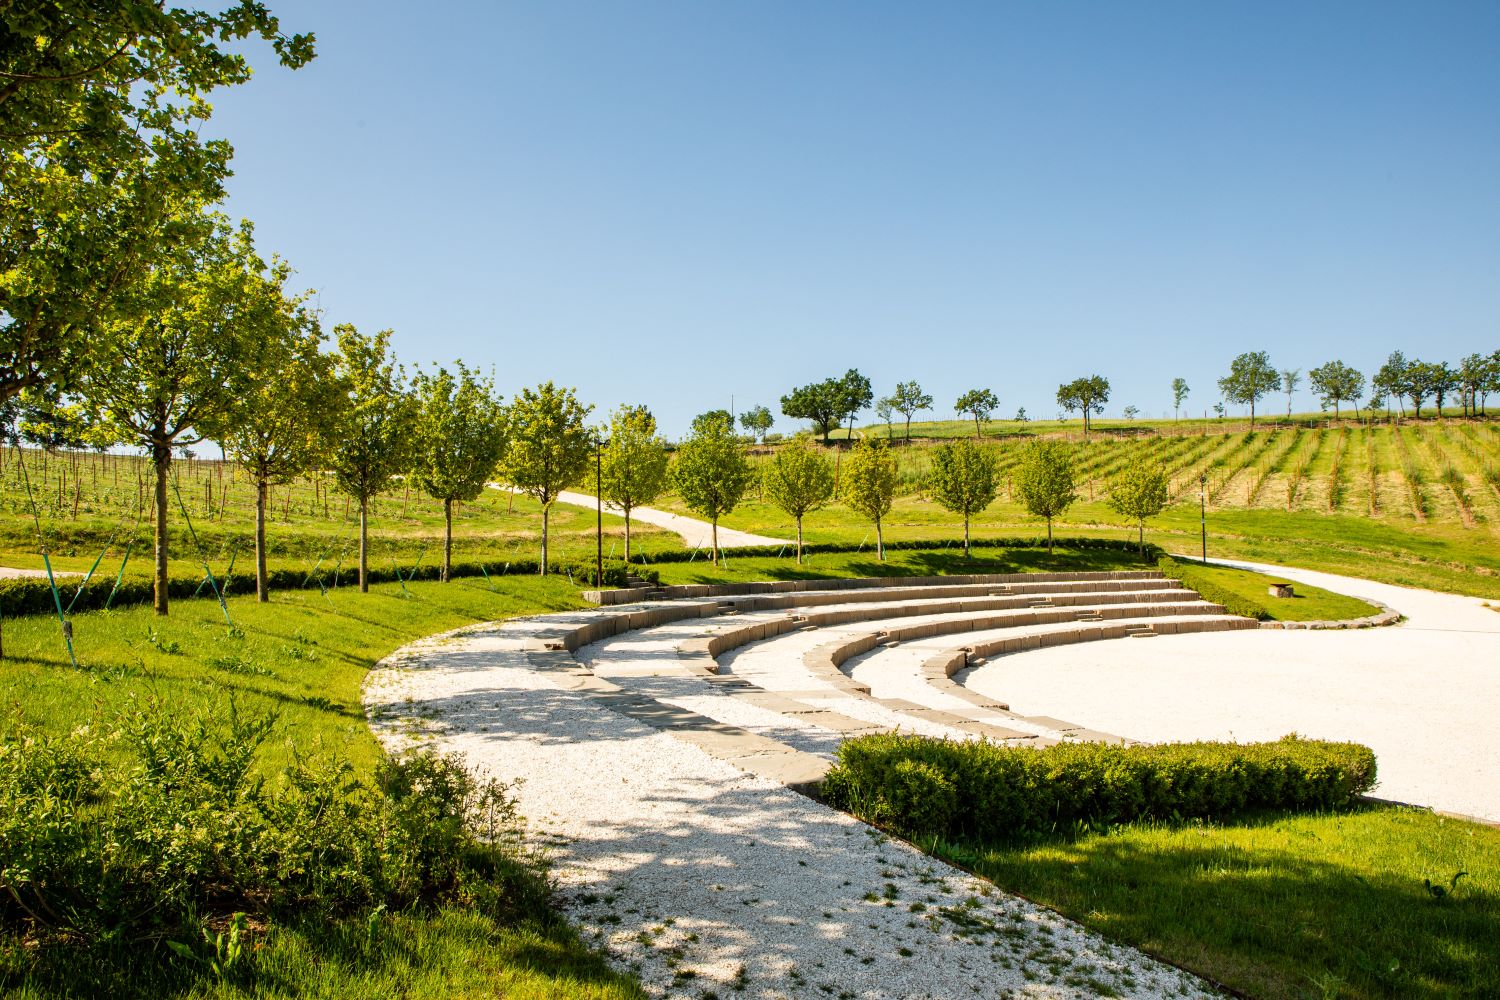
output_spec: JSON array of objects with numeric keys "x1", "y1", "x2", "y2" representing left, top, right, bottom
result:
[
  {"x1": 962, "y1": 558, "x2": 1500, "y2": 822},
  {"x1": 366, "y1": 618, "x2": 1217, "y2": 999},
  {"x1": 488, "y1": 484, "x2": 788, "y2": 548}
]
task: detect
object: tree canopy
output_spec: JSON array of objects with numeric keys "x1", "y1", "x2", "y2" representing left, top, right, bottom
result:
[
  {"x1": 842, "y1": 439, "x2": 899, "y2": 560},
  {"x1": 761, "y1": 439, "x2": 834, "y2": 563},
  {"x1": 927, "y1": 439, "x2": 998, "y2": 556},
  {"x1": 1107, "y1": 462, "x2": 1169, "y2": 558},
  {"x1": 1056, "y1": 376, "x2": 1110, "y2": 434},
  {"x1": 1013, "y1": 440, "x2": 1076, "y2": 553},
  {"x1": 500, "y1": 381, "x2": 593, "y2": 574},
  {"x1": 890, "y1": 380, "x2": 933, "y2": 441},
  {"x1": 954, "y1": 388, "x2": 999, "y2": 439},
  {"x1": 1218, "y1": 351, "x2": 1278, "y2": 427},
  {"x1": 1307, "y1": 361, "x2": 1364, "y2": 419},
  {"x1": 739, "y1": 404, "x2": 774, "y2": 443},
  {"x1": 600, "y1": 404, "x2": 669, "y2": 561},
  {"x1": 671, "y1": 412, "x2": 751, "y2": 565}
]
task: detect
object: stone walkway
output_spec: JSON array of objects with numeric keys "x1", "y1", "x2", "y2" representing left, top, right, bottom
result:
[{"x1": 488, "y1": 484, "x2": 788, "y2": 549}]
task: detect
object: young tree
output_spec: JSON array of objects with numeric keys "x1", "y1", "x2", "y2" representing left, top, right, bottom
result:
[
  {"x1": 1171, "y1": 377, "x2": 1190, "y2": 420},
  {"x1": 891, "y1": 380, "x2": 934, "y2": 441},
  {"x1": 1056, "y1": 376, "x2": 1110, "y2": 434},
  {"x1": 1107, "y1": 463, "x2": 1169, "y2": 558},
  {"x1": 213, "y1": 263, "x2": 335, "y2": 602},
  {"x1": 692, "y1": 409, "x2": 734, "y2": 436},
  {"x1": 600, "y1": 405, "x2": 669, "y2": 561},
  {"x1": 1123, "y1": 405, "x2": 1140, "y2": 421},
  {"x1": 671, "y1": 412, "x2": 751, "y2": 566},
  {"x1": 780, "y1": 378, "x2": 843, "y2": 444},
  {"x1": 81, "y1": 216, "x2": 257, "y2": 615},
  {"x1": 328, "y1": 324, "x2": 413, "y2": 592},
  {"x1": 927, "y1": 439, "x2": 998, "y2": 556},
  {"x1": 843, "y1": 439, "x2": 899, "y2": 560},
  {"x1": 1013, "y1": 440, "x2": 1077, "y2": 554},
  {"x1": 1015, "y1": 407, "x2": 1029, "y2": 422},
  {"x1": 739, "y1": 404, "x2": 774, "y2": 443},
  {"x1": 761, "y1": 439, "x2": 835, "y2": 563},
  {"x1": 1307, "y1": 361, "x2": 1365, "y2": 419},
  {"x1": 1402, "y1": 359, "x2": 1437, "y2": 418},
  {"x1": 1280, "y1": 368, "x2": 1301, "y2": 417},
  {"x1": 500, "y1": 382, "x2": 593, "y2": 575},
  {"x1": 954, "y1": 388, "x2": 999, "y2": 439},
  {"x1": 836, "y1": 369, "x2": 873, "y2": 440},
  {"x1": 874, "y1": 396, "x2": 896, "y2": 439},
  {"x1": 1218, "y1": 351, "x2": 1278, "y2": 427},
  {"x1": 410, "y1": 362, "x2": 508, "y2": 582}
]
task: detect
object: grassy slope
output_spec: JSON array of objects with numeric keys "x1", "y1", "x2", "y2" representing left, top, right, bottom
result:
[
  {"x1": 940, "y1": 805, "x2": 1498, "y2": 1000},
  {"x1": 1173, "y1": 561, "x2": 1382, "y2": 622},
  {"x1": 0, "y1": 579, "x2": 642, "y2": 999}
]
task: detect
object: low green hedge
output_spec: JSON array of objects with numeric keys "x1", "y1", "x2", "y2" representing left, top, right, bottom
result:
[
  {"x1": 1157, "y1": 554, "x2": 1270, "y2": 619},
  {"x1": 636, "y1": 536, "x2": 1165, "y2": 565},
  {"x1": 0, "y1": 560, "x2": 658, "y2": 617},
  {"x1": 820, "y1": 732, "x2": 1377, "y2": 842}
]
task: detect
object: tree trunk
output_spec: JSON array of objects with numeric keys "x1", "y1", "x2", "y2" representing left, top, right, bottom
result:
[
  {"x1": 153, "y1": 442, "x2": 171, "y2": 615},
  {"x1": 540, "y1": 503, "x2": 549, "y2": 575},
  {"x1": 442, "y1": 497, "x2": 453, "y2": 582},
  {"x1": 905, "y1": 416, "x2": 912, "y2": 442},
  {"x1": 255, "y1": 477, "x2": 269, "y2": 602},
  {"x1": 1138, "y1": 520, "x2": 1145, "y2": 559},
  {"x1": 624, "y1": 509, "x2": 632, "y2": 562},
  {"x1": 712, "y1": 517, "x2": 720, "y2": 566},
  {"x1": 795, "y1": 517, "x2": 803, "y2": 564},
  {"x1": 875, "y1": 519, "x2": 885, "y2": 561},
  {"x1": 359, "y1": 496, "x2": 370, "y2": 592},
  {"x1": 963, "y1": 515, "x2": 970, "y2": 557},
  {"x1": 1046, "y1": 516, "x2": 1053, "y2": 554},
  {"x1": 974, "y1": 414, "x2": 981, "y2": 439}
]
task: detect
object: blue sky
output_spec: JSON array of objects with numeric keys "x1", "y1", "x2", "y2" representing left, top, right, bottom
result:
[{"x1": 208, "y1": 1, "x2": 1500, "y2": 435}]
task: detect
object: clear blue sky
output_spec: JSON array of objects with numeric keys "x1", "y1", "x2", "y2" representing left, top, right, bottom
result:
[{"x1": 207, "y1": 1, "x2": 1500, "y2": 435}]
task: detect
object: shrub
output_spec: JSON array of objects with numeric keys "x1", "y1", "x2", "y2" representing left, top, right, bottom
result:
[
  {"x1": 0, "y1": 704, "x2": 542, "y2": 952},
  {"x1": 821, "y1": 732, "x2": 1377, "y2": 843}
]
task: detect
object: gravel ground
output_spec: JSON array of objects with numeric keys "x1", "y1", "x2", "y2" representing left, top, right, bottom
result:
[
  {"x1": 963, "y1": 559, "x2": 1500, "y2": 822},
  {"x1": 365, "y1": 617, "x2": 1218, "y2": 1000}
]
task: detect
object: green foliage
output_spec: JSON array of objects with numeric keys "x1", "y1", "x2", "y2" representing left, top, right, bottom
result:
[
  {"x1": 780, "y1": 370, "x2": 870, "y2": 443},
  {"x1": 890, "y1": 380, "x2": 934, "y2": 441},
  {"x1": 600, "y1": 405, "x2": 669, "y2": 560},
  {"x1": 761, "y1": 439, "x2": 835, "y2": 561},
  {"x1": 841, "y1": 439, "x2": 899, "y2": 559},
  {"x1": 499, "y1": 382, "x2": 594, "y2": 574},
  {"x1": 738, "y1": 404, "x2": 774, "y2": 443},
  {"x1": 1218, "y1": 350, "x2": 1279, "y2": 425},
  {"x1": 1158, "y1": 555, "x2": 1271, "y2": 619},
  {"x1": 328, "y1": 325, "x2": 412, "y2": 505},
  {"x1": 822, "y1": 732, "x2": 1378, "y2": 842},
  {"x1": 1012, "y1": 439, "x2": 1076, "y2": 550},
  {"x1": 926, "y1": 440, "x2": 999, "y2": 555},
  {"x1": 1309, "y1": 360, "x2": 1365, "y2": 418},
  {"x1": 671, "y1": 416, "x2": 751, "y2": 564},
  {"x1": 953, "y1": 388, "x2": 999, "y2": 438},
  {"x1": 1171, "y1": 376, "x2": 1190, "y2": 417},
  {"x1": 1055, "y1": 375, "x2": 1110, "y2": 432},
  {"x1": 1107, "y1": 462, "x2": 1169, "y2": 555},
  {"x1": 0, "y1": 706, "x2": 540, "y2": 951}
]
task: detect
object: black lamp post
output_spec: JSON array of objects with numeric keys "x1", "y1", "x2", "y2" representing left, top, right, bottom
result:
[{"x1": 1199, "y1": 472, "x2": 1207, "y2": 565}]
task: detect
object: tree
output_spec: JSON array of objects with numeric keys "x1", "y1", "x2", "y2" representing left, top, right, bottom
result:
[
  {"x1": 780, "y1": 378, "x2": 843, "y2": 444},
  {"x1": 1458, "y1": 354, "x2": 1488, "y2": 418},
  {"x1": 1480, "y1": 350, "x2": 1500, "y2": 416},
  {"x1": 1015, "y1": 407, "x2": 1029, "y2": 423},
  {"x1": 1307, "y1": 361, "x2": 1364, "y2": 419},
  {"x1": 739, "y1": 404, "x2": 774, "y2": 443},
  {"x1": 600, "y1": 405, "x2": 669, "y2": 561},
  {"x1": 1122, "y1": 406, "x2": 1140, "y2": 421},
  {"x1": 1427, "y1": 361, "x2": 1458, "y2": 418},
  {"x1": 843, "y1": 439, "x2": 898, "y2": 561},
  {"x1": 954, "y1": 388, "x2": 999, "y2": 439},
  {"x1": 1373, "y1": 352, "x2": 1410, "y2": 418},
  {"x1": 761, "y1": 439, "x2": 834, "y2": 563},
  {"x1": 836, "y1": 369, "x2": 873, "y2": 440},
  {"x1": 500, "y1": 382, "x2": 593, "y2": 575},
  {"x1": 213, "y1": 261, "x2": 335, "y2": 602},
  {"x1": 671, "y1": 412, "x2": 751, "y2": 566},
  {"x1": 927, "y1": 439, "x2": 998, "y2": 556},
  {"x1": 328, "y1": 324, "x2": 413, "y2": 593},
  {"x1": 1171, "y1": 378, "x2": 1190, "y2": 420},
  {"x1": 890, "y1": 380, "x2": 934, "y2": 442},
  {"x1": 1402, "y1": 359, "x2": 1441, "y2": 418},
  {"x1": 1107, "y1": 463, "x2": 1169, "y2": 558},
  {"x1": 79, "y1": 215, "x2": 260, "y2": 615},
  {"x1": 1013, "y1": 440, "x2": 1076, "y2": 554},
  {"x1": 874, "y1": 396, "x2": 895, "y2": 439},
  {"x1": 1056, "y1": 376, "x2": 1110, "y2": 434},
  {"x1": 1281, "y1": 368, "x2": 1301, "y2": 417},
  {"x1": 1218, "y1": 351, "x2": 1278, "y2": 427},
  {"x1": 0, "y1": 4, "x2": 313, "y2": 409},
  {"x1": 410, "y1": 362, "x2": 508, "y2": 582},
  {"x1": 691, "y1": 409, "x2": 734, "y2": 436}
]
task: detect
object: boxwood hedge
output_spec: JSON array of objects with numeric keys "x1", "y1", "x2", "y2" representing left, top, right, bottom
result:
[{"x1": 820, "y1": 732, "x2": 1377, "y2": 842}]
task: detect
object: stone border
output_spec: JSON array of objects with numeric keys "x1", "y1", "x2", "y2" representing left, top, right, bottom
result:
[{"x1": 1258, "y1": 598, "x2": 1400, "y2": 630}]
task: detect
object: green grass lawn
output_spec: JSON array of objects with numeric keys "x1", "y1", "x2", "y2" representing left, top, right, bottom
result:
[
  {"x1": 935, "y1": 805, "x2": 1499, "y2": 1000},
  {"x1": 1168, "y1": 560, "x2": 1383, "y2": 622},
  {"x1": 0, "y1": 579, "x2": 643, "y2": 999}
]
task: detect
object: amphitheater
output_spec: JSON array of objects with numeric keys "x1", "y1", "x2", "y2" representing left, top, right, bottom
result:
[{"x1": 365, "y1": 560, "x2": 1500, "y2": 999}]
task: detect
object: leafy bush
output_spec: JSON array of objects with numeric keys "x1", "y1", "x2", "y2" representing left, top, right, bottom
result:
[
  {"x1": 1157, "y1": 554, "x2": 1271, "y2": 620},
  {"x1": 0, "y1": 704, "x2": 543, "y2": 953},
  {"x1": 821, "y1": 732, "x2": 1377, "y2": 842}
]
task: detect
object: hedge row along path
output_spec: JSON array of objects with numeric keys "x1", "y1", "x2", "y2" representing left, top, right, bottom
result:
[
  {"x1": 489, "y1": 484, "x2": 790, "y2": 549},
  {"x1": 366, "y1": 571, "x2": 1240, "y2": 998}
]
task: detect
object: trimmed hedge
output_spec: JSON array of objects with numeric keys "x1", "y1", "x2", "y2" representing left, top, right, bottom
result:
[
  {"x1": 0, "y1": 560, "x2": 658, "y2": 617},
  {"x1": 820, "y1": 732, "x2": 1378, "y2": 842},
  {"x1": 636, "y1": 536, "x2": 1165, "y2": 565},
  {"x1": 1157, "y1": 554, "x2": 1270, "y2": 620}
]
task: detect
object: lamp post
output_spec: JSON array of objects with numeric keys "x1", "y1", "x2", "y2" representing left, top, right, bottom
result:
[{"x1": 1199, "y1": 472, "x2": 1207, "y2": 565}]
